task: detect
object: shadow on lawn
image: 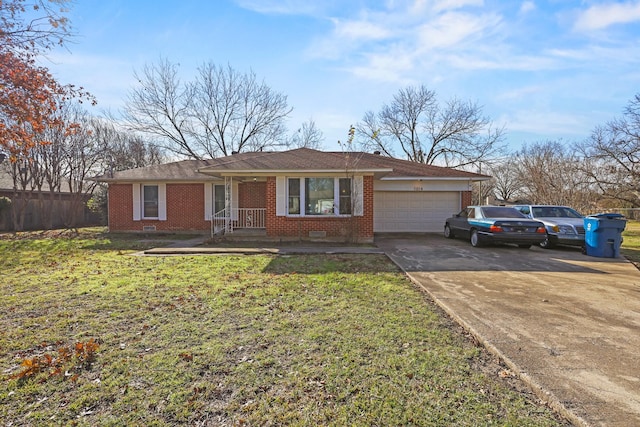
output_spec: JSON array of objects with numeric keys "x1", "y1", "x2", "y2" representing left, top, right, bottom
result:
[
  {"x1": 262, "y1": 253, "x2": 400, "y2": 275},
  {"x1": 0, "y1": 228, "x2": 199, "y2": 252}
]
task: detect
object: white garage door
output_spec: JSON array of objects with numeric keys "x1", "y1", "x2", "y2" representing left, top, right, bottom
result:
[{"x1": 374, "y1": 191, "x2": 460, "y2": 232}]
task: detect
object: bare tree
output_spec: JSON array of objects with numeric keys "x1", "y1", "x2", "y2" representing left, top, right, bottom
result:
[
  {"x1": 90, "y1": 118, "x2": 163, "y2": 173},
  {"x1": 1, "y1": 0, "x2": 73, "y2": 52},
  {"x1": 124, "y1": 59, "x2": 195, "y2": 158},
  {"x1": 60, "y1": 110, "x2": 104, "y2": 228},
  {"x1": 7, "y1": 157, "x2": 31, "y2": 231},
  {"x1": 124, "y1": 59, "x2": 292, "y2": 159},
  {"x1": 357, "y1": 85, "x2": 505, "y2": 167},
  {"x1": 577, "y1": 94, "x2": 640, "y2": 207},
  {"x1": 33, "y1": 103, "x2": 104, "y2": 228},
  {"x1": 513, "y1": 141, "x2": 597, "y2": 211},
  {"x1": 288, "y1": 118, "x2": 325, "y2": 149},
  {"x1": 486, "y1": 157, "x2": 524, "y2": 202}
]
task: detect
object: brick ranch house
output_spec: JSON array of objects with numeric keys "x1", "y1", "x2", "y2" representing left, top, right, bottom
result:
[{"x1": 97, "y1": 148, "x2": 489, "y2": 243}]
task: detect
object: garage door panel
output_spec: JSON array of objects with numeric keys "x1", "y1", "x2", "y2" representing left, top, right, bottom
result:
[{"x1": 374, "y1": 191, "x2": 459, "y2": 232}]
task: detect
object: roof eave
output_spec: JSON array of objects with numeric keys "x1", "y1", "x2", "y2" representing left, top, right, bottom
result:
[
  {"x1": 95, "y1": 177, "x2": 222, "y2": 183},
  {"x1": 380, "y1": 176, "x2": 491, "y2": 181},
  {"x1": 197, "y1": 168, "x2": 393, "y2": 175}
]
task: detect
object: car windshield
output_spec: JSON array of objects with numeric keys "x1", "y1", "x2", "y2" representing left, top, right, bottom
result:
[
  {"x1": 532, "y1": 206, "x2": 582, "y2": 218},
  {"x1": 480, "y1": 207, "x2": 526, "y2": 218}
]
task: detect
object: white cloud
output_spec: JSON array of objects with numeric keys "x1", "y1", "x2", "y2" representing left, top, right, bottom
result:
[
  {"x1": 574, "y1": 1, "x2": 640, "y2": 31},
  {"x1": 496, "y1": 85, "x2": 544, "y2": 101},
  {"x1": 331, "y1": 18, "x2": 391, "y2": 41},
  {"x1": 519, "y1": 1, "x2": 535, "y2": 15},
  {"x1": 417, "y1": 12, "x2": 498, "y2": 51},
  {"x1": 433, "y1": 0, "x2": 484, "y2": 13},
  {"x1": 347, "y1": 50, "x2": 417, "y2": 83},
  {"x1": 234, "y1": 0, "x2": 324, "y2": 15}
]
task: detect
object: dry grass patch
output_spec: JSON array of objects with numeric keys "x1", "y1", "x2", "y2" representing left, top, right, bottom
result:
[{"x1": 0, "y1": 230, "x2": 569, "y2": 426}]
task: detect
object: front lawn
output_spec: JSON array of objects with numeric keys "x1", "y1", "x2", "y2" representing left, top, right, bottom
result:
[
  {"x1": 622, "y1": 220, "x2": 640, "y2": 266},
  {"x1": 0, "y1": 229, "x2": 567, "y2": 426}
]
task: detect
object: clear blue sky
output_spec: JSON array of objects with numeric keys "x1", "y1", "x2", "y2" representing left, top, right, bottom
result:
[{"x1": 46, "y1": 0, "x2": 640, "y2": 153}]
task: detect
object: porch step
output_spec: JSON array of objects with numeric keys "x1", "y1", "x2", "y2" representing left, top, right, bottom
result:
[{"x1": 224, "y1": 228, "x2": 267, "y2": 241}]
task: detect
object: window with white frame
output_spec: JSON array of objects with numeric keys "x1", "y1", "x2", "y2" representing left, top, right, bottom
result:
[
  {"x1": 214, "y1": 185, "x2": 225, "y2": 215},
  {"x1": 288, "y1": 179, "x2": 300, "y2": 214},
  {"x1": 142, "y1": 185, "x2": 159, "y2": 219},
  {"x1": 338, "y1": 178, "x2": 352, "y2": 214},
  {"x1": 286, "y1": 177, "x2": 352, "y2": 216}
]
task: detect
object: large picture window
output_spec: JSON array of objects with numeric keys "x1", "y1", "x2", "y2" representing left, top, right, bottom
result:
[
  {"x1": 306, "y1": 178, "x2": 334, "y2": 215},
  {"x1": 286, "y1": 177, "x2": 351, "y2": 216},
  {"x1": 143, "y1": 185, "x2": 159, "y2": 218}
]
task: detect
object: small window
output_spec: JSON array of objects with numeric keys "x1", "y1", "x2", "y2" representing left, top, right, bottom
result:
[
  {"x1": 288, "y1": 179, "x2": 300, "y2": 214},
  {"x1": 339, "y1": 178, "x2": 351, "y2": 215},
  {"x1": 214, "y1": 185, "x2": 225, "y2": 215},
  {"x1": 143, "y1": 185, "x2": 159, "y2": 218}
]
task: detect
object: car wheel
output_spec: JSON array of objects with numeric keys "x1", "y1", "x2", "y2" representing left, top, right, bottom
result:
[
  {"x1": 470, "y1": 229, "x2": 482, "y2": 247},
  {"x1": 518, "y1": 244, "x2": 531, "y2": 249},
  {"x1": 539, "y1": 233, "x2": 555, "y2": 249},
  {"x1": 444, "y1": 224, "x2": 455, "y2": 239}
]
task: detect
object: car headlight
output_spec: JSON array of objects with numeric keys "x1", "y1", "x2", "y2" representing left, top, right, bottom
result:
[{"x1": 557, "y1": 225, "x2": 575, "y2": 234}]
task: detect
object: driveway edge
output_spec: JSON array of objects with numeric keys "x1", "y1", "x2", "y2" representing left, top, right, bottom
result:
[{"x1": 391, "y1": 260, "x2": 590, "y2": 427}]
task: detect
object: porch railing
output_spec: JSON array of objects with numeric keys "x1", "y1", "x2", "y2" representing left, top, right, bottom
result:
[{"x1": 211, "y1": 208, "x2": 266, "y2": 236}]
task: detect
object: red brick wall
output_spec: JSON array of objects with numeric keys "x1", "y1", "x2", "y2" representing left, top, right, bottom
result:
[
  {"x1": 108, "y1": 183, "x2": 209, "y2": 232},
  {"x1": 165, "y1": 183, "x2": 208, "y2": 231},
  {"x1": 264, "y1": 176, "x2": 374, "y2": 242},
  {"x1": 238, "y1": 182, "x2": 266, "y2": 208},
  {"x1": 107, "y1": 184, "x2": 133, "y2": 231},
  {"x1": 461, "y1": 190, "x2": 472, "y2": 210}
]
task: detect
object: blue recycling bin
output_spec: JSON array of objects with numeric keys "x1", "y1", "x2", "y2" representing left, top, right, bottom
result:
[{"x1": 584, "y1": 213, "x2": 627, "y2": 258}]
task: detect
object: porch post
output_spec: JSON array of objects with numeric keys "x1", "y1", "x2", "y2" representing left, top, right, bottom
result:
[{"x1": 224, "y1": 176, "x2": 232, "y2": 233}]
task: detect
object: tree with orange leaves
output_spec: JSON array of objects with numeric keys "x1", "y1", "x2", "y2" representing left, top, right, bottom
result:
[{"x1": 0, "y1": 0, "x2": 93, "y2": 162}]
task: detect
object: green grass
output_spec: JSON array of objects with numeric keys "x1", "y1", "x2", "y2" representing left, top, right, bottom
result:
[
  {"x1": 622, "y1": 220, "x2": 640, "y2": 265},
  {"x1": 0, "y1": 229, "x2": 567, "y2": 426}
]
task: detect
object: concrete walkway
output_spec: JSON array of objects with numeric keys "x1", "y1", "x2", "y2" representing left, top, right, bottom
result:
[{"x1": 146, "y1": 234, "x2": 640, "y2": 426}]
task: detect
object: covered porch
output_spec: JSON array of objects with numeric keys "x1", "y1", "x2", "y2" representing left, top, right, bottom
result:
[{"x1": 208, "y1": 176, "x2": 267, "y2": 237}]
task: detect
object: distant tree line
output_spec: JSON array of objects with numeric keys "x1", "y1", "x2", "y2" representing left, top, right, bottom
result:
[{"x1": 473, "y1": 95, "x2": 640, "y2": 213}]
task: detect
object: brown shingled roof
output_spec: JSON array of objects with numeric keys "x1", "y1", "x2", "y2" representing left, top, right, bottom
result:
[
  {"x1": 96, "y1": 159, "x2": 220, "y2": 182},
  {"x1": 97, "y1": 148, "x2": 489, "y2": 182},
  {"x1": 198, "y1": 148, "x2": 488, "y2": 180}
]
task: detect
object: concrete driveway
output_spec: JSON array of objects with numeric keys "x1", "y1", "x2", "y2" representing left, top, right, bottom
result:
[{"x1": 375, "y1": 234, "x2": 640, "y2": 427}]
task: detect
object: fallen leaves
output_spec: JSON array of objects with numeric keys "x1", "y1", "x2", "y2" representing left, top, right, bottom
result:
[{"x1": 9, "y1": 338, "x2": 100, "y2": 382}]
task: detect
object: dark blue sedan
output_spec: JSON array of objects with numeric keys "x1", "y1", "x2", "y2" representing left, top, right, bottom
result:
[{"x1": 444, "y1": 206, "x2": 547, "y2": 248}]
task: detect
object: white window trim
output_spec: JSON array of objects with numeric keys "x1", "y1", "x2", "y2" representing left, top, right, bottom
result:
[
  {"x1": 204, "y1": 182, "x2": 213, "y2": 220},
  {"x1": 133, "y1": 183, "x2": 166, "y2": 221},
  {"x1": 353, "y1": 176, "x2": 363, "y2": 217},
  {"x1": 276, "y1": 176, "x2": 286, "y2": 216},
  {"x1": 281, "y1": 177, "x2": 361, "y2": 217}
]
